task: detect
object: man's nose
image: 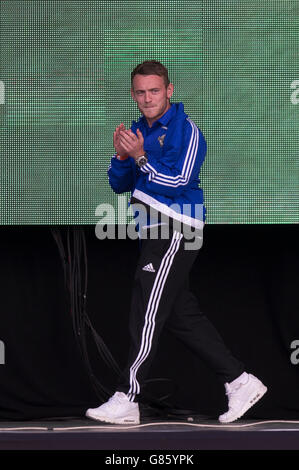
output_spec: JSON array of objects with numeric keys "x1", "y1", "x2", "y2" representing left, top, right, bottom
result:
[{"x1": 144, "y1": 92, "x2": 152, "y2": 102}]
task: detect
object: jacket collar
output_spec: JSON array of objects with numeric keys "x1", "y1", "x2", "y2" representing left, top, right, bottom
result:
[{"x1": 141, "y1": 102, "x2": 183, "y2": 128}]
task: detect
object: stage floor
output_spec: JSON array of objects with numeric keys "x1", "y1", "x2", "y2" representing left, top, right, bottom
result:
[{"x1": 0, "y1": 418, "x2": 299, "y2": 450}]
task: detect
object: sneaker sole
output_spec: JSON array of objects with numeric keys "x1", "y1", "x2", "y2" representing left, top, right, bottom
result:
[
  {"x1": 85, "y1": 411, "x2": 140, "y2": 425},
  {"x1": 219, "y1": 384, "x2": 268, "y2": 424}
]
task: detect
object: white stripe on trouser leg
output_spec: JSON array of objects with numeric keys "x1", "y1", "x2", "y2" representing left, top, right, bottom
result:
[
  {"x1": 127, "y1": 231, "x2": 183, "y2": 401},
  {"x1": 127, "y1": 231, "x2": 183, "y2": 402}
]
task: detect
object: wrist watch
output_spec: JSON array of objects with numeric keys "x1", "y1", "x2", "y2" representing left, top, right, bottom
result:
[{"x1": 136, "y1": 153, "x2": 148, "y2": 167}]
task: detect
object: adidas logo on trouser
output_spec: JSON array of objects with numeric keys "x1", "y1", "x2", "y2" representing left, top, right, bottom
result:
[{"x1": 142, "y1": 263, "x2": 155, "y2": 272}]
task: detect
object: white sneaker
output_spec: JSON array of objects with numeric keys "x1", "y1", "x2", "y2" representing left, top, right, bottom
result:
[
  {"x1": 85, "y1": 392, "x2": 140, "y2": 424},
  {"x1": 219, "y1": 373, "x2": 267, "y2": 423}
]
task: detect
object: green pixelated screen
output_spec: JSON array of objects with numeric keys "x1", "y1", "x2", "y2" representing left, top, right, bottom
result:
[{"x1": 0, "y1": 0, "x2": 298, "y2": 224}]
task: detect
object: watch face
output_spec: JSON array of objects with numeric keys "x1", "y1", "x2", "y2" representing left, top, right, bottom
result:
[{"x1": 138, "y1": 156, "x2": 147, "y2": 166}]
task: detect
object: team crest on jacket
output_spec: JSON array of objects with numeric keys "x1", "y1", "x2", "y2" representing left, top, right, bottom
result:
[{"x1": 158, "y1": 134, "x2": 166, "y2": 147}]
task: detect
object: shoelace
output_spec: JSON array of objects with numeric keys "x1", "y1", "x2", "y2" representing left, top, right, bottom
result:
[
  {"x1": 226, "y1": 382, "x2": 241, "y2": 396},
  {"x1": 108, "y1": 393, "x2": 127, "y2": 405}
]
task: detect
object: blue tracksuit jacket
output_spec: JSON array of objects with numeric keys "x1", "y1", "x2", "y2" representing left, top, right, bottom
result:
[{"x1": 107, "y1": 102, "x2": 206, "y2": 229}]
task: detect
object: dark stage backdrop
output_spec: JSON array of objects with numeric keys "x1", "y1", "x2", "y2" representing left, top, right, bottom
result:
[{"x1": 0, "y1": 225, "x2": 298, "y2": 420}]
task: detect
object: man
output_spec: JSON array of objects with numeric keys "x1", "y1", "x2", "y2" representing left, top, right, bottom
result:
[{"x1": 86, "y1": 60, "x2": 267, "y2": 424}]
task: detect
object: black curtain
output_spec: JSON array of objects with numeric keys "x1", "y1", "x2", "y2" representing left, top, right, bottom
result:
[{"x1": 0, "y1": 224, "x2": 298, "y2": 420}]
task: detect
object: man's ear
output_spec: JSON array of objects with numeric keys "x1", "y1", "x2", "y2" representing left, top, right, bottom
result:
[
  {"x1": 131, "y1": 88, "x2": 136, "y2": 101},
  {"x1": 167, "y1": 83, "x2": 174, "y2": 100}
]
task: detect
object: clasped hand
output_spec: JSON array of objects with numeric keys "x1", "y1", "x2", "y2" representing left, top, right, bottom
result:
[{"x1": 113, "y1": 123, "x2": 144, "y2": 160}]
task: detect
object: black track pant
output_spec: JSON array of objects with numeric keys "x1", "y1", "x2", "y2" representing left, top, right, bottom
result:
[{"x1": 117, "y1": 227, "x2": 245, "y2": 402}]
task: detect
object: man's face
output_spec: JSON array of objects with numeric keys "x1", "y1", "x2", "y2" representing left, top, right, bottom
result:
[{"x1": 131, "y1": 74, "x2": 174, "y2": 127}]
